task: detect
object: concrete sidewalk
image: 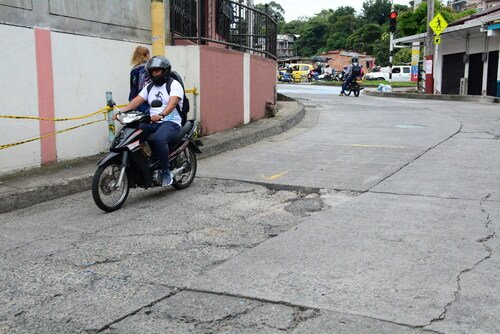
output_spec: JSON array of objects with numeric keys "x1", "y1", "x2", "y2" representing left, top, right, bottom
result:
[
  {"x1": 0, "y1": 100, "x2": 305, "y2": 214},
  {"x1": 364, "y1": 89, "x2": 500, "y2": 103}
]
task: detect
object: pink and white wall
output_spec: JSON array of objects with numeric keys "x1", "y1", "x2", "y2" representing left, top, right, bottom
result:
[{"x1": 0, "y1": 25, "x2": 277, "y2": 175}]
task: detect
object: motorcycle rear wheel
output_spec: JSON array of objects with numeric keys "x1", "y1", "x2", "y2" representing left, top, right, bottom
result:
[
  {"x1": 92, "y1": 161, "x2": 129, "y2": 212},
  {"x1": 172, "y1": 146, "x2": 197, "y2": 189}
]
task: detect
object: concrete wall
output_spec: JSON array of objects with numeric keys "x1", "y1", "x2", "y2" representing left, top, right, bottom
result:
[
  {"x1": 0, "y1": 0, "x2": 151, "y2": 43},
  {"x1": 165, "y1": 45, "x2": 201, "y2": 121},
  {"x1": 0, "y1": 24, "x2": 39, "y2": 172}
]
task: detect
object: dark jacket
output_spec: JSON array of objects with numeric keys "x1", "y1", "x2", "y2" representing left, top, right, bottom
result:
[{"x1": 129, "y1": 62, "x2": 150, "y2": 113}]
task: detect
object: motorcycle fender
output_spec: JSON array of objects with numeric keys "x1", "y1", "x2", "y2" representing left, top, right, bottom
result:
[{"x1": 97, "y1": 152, "x2": 120, "y2": 167}]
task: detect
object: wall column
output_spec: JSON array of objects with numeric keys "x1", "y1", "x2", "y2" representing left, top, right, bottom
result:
[
  {"x1": 35, "y1": 27, "x2": 57, "y2": 165},
  {"x1": 243, "y1": 53, "x2": 251, "y2": 124}
]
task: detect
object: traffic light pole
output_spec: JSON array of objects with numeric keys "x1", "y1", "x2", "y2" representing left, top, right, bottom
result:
[
  {"x1": 389, "y1": 1, "x2": 394, "y2": 84},
  {"x1": 425, "y1": 0, "x2": 435, "y2": 94}
]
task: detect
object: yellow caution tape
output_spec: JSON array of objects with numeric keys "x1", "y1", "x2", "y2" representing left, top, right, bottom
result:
[
  {"x1": 0, "y1": 93, "x2": 195, "y2": 150},
  {"x1": 0, "y1": 119, "x2": 105, "y2": 150},
  {"x1": 0, "y1": 107, "x2": 110, "y2": 121},
  {"x1": 0, "y1": 104, "x2": 127, "y2": 122},
  {"x1": 185, "y1": 87, "x2": 198, "y2": 95}
]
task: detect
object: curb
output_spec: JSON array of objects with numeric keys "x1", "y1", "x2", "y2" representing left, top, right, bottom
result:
[
  {"x1": 364, "y1": 90, "x2": 499, "y2": 103},
  {"x1": 199, "y1": 101, "x2": 305, "y2": 159},
  {"x1": 0, "y1": 101, "x2": 305, "y2": 214}
]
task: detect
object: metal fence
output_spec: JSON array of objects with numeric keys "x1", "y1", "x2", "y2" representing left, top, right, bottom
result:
[{"x1": 171, "y1": 0, "x2": 277, "y2": 59}]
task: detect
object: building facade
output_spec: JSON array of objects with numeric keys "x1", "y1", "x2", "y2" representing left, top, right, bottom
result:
[
  {"x1": 0, "y1": 0, "x2": 277, "y2": 175},
  {"x1": 277, "y1": 34, "x2": 298, "y2": 60},
  {"x1": 319, "y1": 50, "x2": 376, "y2": 71},
  {"x1": 393, "y1": 6, "x2": 500, "y2": 97}
]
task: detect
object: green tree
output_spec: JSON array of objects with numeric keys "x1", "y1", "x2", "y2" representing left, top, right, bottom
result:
[
  {"x1": 255, "y1": 1, "x2": 286, "y2": 30},
  {"x1": 393, "y1": 48, "x2": 412, "y2": 64},
  {"x1": 373, "y1": 33, "x2": 390, "y2": 66},
  {"x1": 294, "y1": 14, "x2": 330, "y2": 56},
  {"x1": 397, "y1": 1, "x2": 477, "y2": 37},
  {"x1": 281, "y1": 19, "x2": 307, "y2": 34},
  {"x1": 362, "y1": 0, "x2": 392, "y2": 24}
]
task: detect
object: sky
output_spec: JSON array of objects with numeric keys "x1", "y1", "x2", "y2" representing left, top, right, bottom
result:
[{"x1": 272, "y1": 0, "x2": 413, "y2": 22}]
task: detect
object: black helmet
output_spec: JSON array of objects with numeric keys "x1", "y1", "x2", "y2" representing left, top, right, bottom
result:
[
  {"x1": 146, "y1": 56, "x2": 171, "y2": 86},
  {"x1": 352, "y1": 57, "x2": 359, "y2": 63}
]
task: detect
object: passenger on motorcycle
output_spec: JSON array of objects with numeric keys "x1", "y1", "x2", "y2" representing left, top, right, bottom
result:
[
  {"x1": 114, "y1": 56, "x2": 183, "y2": 187},
  {"x1": 340, "y1": 57, "x2": 363, "y2": 96}
]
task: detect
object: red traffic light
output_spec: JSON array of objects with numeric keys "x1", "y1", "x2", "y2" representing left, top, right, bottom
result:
[{"x1": 389, "y1": 11, "x2": 397, "y2": 19}]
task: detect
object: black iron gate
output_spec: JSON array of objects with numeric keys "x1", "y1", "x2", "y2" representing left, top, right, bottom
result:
[{"x1": 170, "y1": 0, "x2": 277, "y2": 59}]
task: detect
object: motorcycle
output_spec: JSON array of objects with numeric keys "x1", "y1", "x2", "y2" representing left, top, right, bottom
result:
[
  {"x1": 306, "y1": 69, "x2": 320, "y2": 82},
  {"x1": 334, "y1": 71, "x2": 345, "y2": 82},
  {"x1": 92, "y1": 101, "x2": 202, "y2": 212},
  {"x1": 317, "y1": 73, "x2": 334, "y2": 81},
  {"x1": 277, "y1": 71, "x2": 293, "y2": 83},
  {"x1": 343, "y1": 76, "x2": 364, "y2": 97}
]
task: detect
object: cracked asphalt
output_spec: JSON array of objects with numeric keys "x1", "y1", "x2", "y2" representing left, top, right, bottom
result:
[{"x1": 1, "y1": 85, "x2": 499, "y2": 333}]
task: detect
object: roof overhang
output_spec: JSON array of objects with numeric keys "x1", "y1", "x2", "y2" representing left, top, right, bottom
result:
[{"x1": 393, "y1": 12, "x2": 500, "y2": 45}]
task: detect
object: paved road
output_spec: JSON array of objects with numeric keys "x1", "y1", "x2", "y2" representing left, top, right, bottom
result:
[{"x1": 1, "y1": 85, "x2": 499, "y2": 333}]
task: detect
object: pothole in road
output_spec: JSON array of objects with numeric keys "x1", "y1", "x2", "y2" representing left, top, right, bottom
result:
[{"x1": 285, "y1": 195, "x2": 324, "y2": 216}]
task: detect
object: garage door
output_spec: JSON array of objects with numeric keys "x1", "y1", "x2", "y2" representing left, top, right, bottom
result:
[
  {"x1": 467, "y1": 53, "x2": 484, "y2": 96},
  {"x1": 442, "y1": 52, "x2": 465, "y2": 94},
  {"x1": 487, "y1": 51, "x2": 499, "y2": 97}
]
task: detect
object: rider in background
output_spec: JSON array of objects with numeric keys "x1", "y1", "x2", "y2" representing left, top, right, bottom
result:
[{"x1": 339, "y1": 57, "x2": 362, "y2": 96}]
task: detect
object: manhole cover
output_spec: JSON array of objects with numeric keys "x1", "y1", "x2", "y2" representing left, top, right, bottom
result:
[{"x1": 394, "y1": 124, "x2": 427, "y2": 129}]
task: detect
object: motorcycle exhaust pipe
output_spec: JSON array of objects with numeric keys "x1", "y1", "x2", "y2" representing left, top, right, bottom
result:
[{"x1": 171, "y1": 162, "x2": 189, "y2": 178}]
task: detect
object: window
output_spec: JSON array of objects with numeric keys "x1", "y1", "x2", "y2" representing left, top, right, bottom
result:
[
  {"x1": 403, "y1": 67, "x2": 411, "y2": 73},
  {"x1": 301, "y1": 65, "x2": 310, "y2": 71},
  {"x1": 392, "y1": 68, "x2": 401, "y2": 74}
]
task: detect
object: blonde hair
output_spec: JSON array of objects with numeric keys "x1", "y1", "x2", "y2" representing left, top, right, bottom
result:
[{"x1": 131, "y1": 46, "x2": 150, "y2": 66}]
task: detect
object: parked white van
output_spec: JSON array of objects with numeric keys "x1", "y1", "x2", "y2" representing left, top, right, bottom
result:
[{"x1": 365, "y1": 66, "x2": 411, "y2": 82}]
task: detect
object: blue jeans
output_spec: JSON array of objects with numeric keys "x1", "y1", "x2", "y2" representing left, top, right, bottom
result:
[
  {"x1": 139, "y1": 121, "x2": 181, "y2": 174},
  {"x1": 341, "y1": 75, "x2": 354, "y2": 93}
]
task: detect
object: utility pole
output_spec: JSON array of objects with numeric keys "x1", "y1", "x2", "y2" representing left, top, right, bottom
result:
[
  {"x1": 151, "y1": 0, "x2": 166, "y2": 56},
  {"x1": 425, "y1": 0, "x2": 434, "y2": 93}
]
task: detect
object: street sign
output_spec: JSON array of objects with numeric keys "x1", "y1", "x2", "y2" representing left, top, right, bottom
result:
[
  {"x1": 434, "y1": 36, "x2": 441, "y2": 44},
  {"x1": 429, "y1": 13, "x2": 448, "y2": 35}
]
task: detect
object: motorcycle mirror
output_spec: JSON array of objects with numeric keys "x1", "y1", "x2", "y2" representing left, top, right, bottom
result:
[{"x1": 150, "y1": 99, "x2": 162, "y2": 108}]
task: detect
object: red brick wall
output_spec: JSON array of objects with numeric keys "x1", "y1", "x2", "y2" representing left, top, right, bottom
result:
[
  {"x1": 250, "y1": 55, "x2": 276, "y2": 121},
  {"x1": 200, "y1": 46, "x2": 244, "y2": 134}
]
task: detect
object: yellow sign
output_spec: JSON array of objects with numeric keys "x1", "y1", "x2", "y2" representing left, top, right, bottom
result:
[
  {"x1": 434, "y1": 36, "x2": 441, "y2": 44},
  {"x1": 429, "y1": 13, "x2": 448, "y2": 35}
]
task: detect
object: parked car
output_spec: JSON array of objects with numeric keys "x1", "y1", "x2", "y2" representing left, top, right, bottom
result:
[
  {"x1": 289, "y1": 63, "x2": 313, "y2": 82},
  {"x1": 365, "y1": 66, "x2": 411, "y2": 82}
]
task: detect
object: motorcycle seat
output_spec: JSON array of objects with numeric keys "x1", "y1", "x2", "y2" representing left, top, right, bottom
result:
[{"x1": 146, "y1": 120, "x2": 194, "y2": 145}]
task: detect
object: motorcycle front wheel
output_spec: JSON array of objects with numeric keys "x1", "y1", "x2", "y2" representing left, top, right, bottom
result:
[
  {"x1": 172, "y1": 146, "x2": 197, "y2": 189},
  {"x1": 92, "y1": 160, "x2": 129, "y2": 212},
  {"x1": 353, "y1": 84, "x2": 360, "y2": 97},
  {"x1": 345, "y1": 87, "x2": 352, "y2": 96}
]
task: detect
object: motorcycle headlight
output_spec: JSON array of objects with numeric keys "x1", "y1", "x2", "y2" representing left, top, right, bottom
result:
[{"x1": 118, "y1": 112, "x2": 143, "y2": 124}]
